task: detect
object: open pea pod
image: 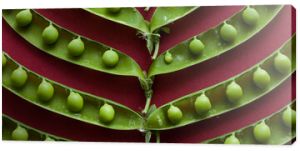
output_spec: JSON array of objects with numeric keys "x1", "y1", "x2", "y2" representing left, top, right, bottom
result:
[
  {"x1": 84, "y1": 8, "x2": 149, "y2": 33},
  {"x1": 148, "y1": 5, "x2": 283, "y2": 77},
  {"x1": 2, "y1": 9, "x2": 146, "y2": 83},
  {"x1": 145, "y1": 35, "x2": 295, "y2": 130},
  {"x1": 2, "y1": 114, "x2": 67, "y2": 141},
  {"x1": 2, "y1": 53, "x2": 144, "y2": 130},
  {"x1": 204, "y1": 101, "x2": 296, "y2": 144},
  {"x1": 149, "y1": 7, "x2": 199, "y2": 32}
]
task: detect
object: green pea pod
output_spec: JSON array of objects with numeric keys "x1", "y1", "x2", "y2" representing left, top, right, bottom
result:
[
  {"x1": 2, "y1": 53, "x2": 144, "y2": 130},
  {"x1": 2, "y1": 9, "x2": 146, "y2": 83},
  {"x1": 150, "y1": 7, "x2": 199, "y2": 32},
  {"x1": 148, "y1": 5, "x2": 283, "y2": 77},
  {"x1": 2, "y1": 114, "x2": 67, "y2": 141},
  {"x1": 84, "y1": 8, "x2": 149, "y2": 33},
  {"x1": 145, "y1": 35, "x2": 295, "y2": 130},
  {"x1": 204, "y1": 101, "x2": 296, "y2": 144}
]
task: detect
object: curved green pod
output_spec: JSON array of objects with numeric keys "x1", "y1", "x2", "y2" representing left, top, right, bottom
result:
[
  {"x1": 2, "y1": 53, "x2": 144, "y2": 130},
  {"x1": 2, "y1": 114, "x2": 67, "y2": 141},
  {"x1": 145, "y1": 35, "x2": 295, "y2": 130},
  {"x1": 2, "y1": 9, "x2": 146, "y2": 82},
  {"x1": 150, "y1": 7, "x2": 199, "y2": 32},
  {"x1": 204, "y1": 101, "x2": 296, "y2": 144},
  {"x1": 84, "y1": 8, "x2": 149, "y2": 33},
  {"x1": 148, "y1": 5, "x2": 283, "y2": 77}
]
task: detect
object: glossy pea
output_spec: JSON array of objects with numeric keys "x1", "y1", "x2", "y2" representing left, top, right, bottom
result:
[
  {"x1": 224, "y1": 134, "x2": 240, "y2": 144},
  {"x1": 282, "y1": 107, "x2": 296, "y2": 128},
  {"x1": 11, "y1": 126, "x2": 28, "y2": 141},
  {"x1": 188, "y1": 38, "x2": 205, "y2": 55},
  {"x1": 99, "y1": 103, "x2": 115, "y2": 123},
  {"x1": 10, "y1": 67, "x2": 28, "y2": 88},
  {"x1": 164, "y1": 51, "x2": 173, "y2": 64},
  {"x1": 242, "y1": 7, "x2": 260, "y2": 26},
  {"x1": 167, "y1": 105, "x2": 183, "y2": 124},
  {"x1": 42, "y1": 24, "x2": 59, "y2": 45},
  {"x1": 15, "y1": 9, "x2": 32, "y2": 27},
  {"x1": 220, "y1": 23, "x2": 237, "y2": 43},
  {"x1": 253, "y1": 67, "x2": 271, "y2": 89},
  {"x1": 67, "y1": 37, "x2": 85, "y2": 57},
  {"x1": 102, "y1": 50, "x2": 119, "y2": 67},
  {"x1": 37, "y1": 80, "x2": 54, "y2": 102},
  {"x1": 67, "y1": 92, "x2": 84, "y2": 113},
  {"x1": 253, "y1": 121, "x2": 271, "y2": 143},
  {"x1": 274, "y1": 53, "x2": 291, "y2": 74},
  {"x1": 226, "y1": 81, "x2": 243, "y2": 103},
  {"x1": 107, "y1": 8, "x2": 121, "y2": 14},
  {"x1": 2, "y1": 53, "x2": 7, "y2": 67},
  {"x1": 194, "y1": 93, "x2": 211, "y2": 114}
]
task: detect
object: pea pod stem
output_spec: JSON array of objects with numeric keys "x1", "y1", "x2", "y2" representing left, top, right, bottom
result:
[
  {"x1": 151, "y1": 38, "x2": 160, "y2": 60},
  {"x1": 142, "y1": 94, "x2": 153, "y2": 114},
  {"x1": 156, "y1": 131, "x2": 160, "y2": 143}
]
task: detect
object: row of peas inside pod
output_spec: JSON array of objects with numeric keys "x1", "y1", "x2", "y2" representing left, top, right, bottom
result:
[
  {"x1": 145, "y1": 36, "x2": 294, "y2": 130},
  {"x1": 15, "y1": 9, "x2": 120, "y2": 68},
  {"x1": 2, "y1": 53, "x2": 122, "y2": 125},
  {"x1": 207, "y1": 102, "x2": 296, "y2": 144},
  {"x1": 163, "y1": 6, "x2": 260, "y2": 64},
  {"x1": 165, "y1": 51, "x2": 291, "y2": 125},
  {"x1": 10, "y1": 67, "x2": 116, "y2": 123},
  {"x1": 2, "y1": 115, "x2": 66, "y2": 141}
]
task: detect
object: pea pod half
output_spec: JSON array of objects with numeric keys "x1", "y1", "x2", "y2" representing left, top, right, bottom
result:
[
  {"x1": 148, "y1": 5, "x2": 283, "y2": 77},
  {"x1": 145, "y1": 35, "x2": 295, "y2": 130},
  {"x1": 2, "y1": 53, "x2": 144, "y2": 130},
  {"x1": 2, "y1": 114, "x2": 67, "y2": 141},
  {"x1": 149, "y1": 7, "x2": 199, "y2": 33},
  {"x1": 2, "y1": 9, "x2": 146, "y2": 83},
  {"x1": 84, "y1": 8, "x2": 149, "y2": 33},
  {"x1": 204, "y1": 101, "x2": 296, "y2": 144}
]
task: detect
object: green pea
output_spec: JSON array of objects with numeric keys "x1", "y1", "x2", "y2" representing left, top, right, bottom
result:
[
  {"x1": 194, "y1": 93, "x2": 211, "y2": 114},
  {"x1": 10, "y1": 67, "x2": 28, "y2": 88},
  {"x1": 42, "y1": 24, "x2": 59, "y2": 45},
  {"x1": 274, "y1": 53, "x2": 291, "y2": 74},
  {"x1": 67, "y1": 92, "x2": 84, "y2": 113},
  {"x1": 99, "y1": 103, "x2": 115, "y2": 123},
  {"x1": 164, "y1": 51, "x2": 173, "y2": 64},
  {"x1": 167, "y1": 105, "x2": 183, "y2": 124},
  {"x1": 220, "y1": 23, "x2": 238, "y2": 43},
  {"x1": 11, "y1": 126, "x2": 29, "y2": 140},
  {"x1": 253, "y1": 67, "x2": 271, "y2": 89},
  {"x1": 242, "y1": 7, "x2": 259, "y2": 26},
  {"x1": 15, "y1": 9, "x2": 32, "y2": 27},
  {"x1": 253, "y1": 121, "x2": 271, "y2": 143},
  {"x1": 102, "y1": 50, "x2": 119, "y2": 67},
  {"x1": 224, "y1": 134, "x2": 240, "y2": 144},
  {"x1": 188, "y1": 38, "x2": 205, "y2": 55},
  {"x1": 2, "y1": 53, "x2": 7, "y2": 67},
  {"x1": 107, "y1": 8, "x2": 121, "y2": 14},
  {"x1": 226, "y1": 81, "x2": 243, "y2": 103},
  {"x1": 282, "y1": 107, "x2": 296, "y2": 128},
  {"x1": 67, "y1": 37, "x2": 85, "y2": 57},
  {"x1": 37, "y1": 80, "x2": 54, "y2": 102}
]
